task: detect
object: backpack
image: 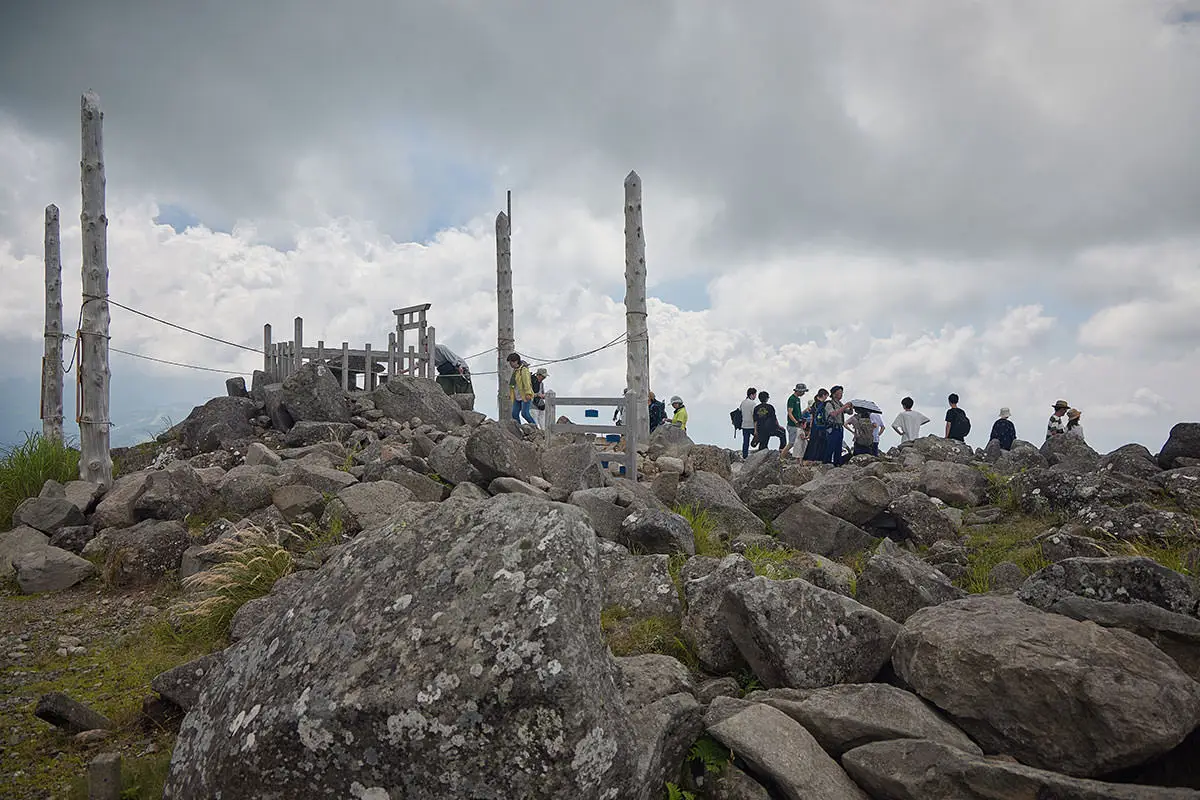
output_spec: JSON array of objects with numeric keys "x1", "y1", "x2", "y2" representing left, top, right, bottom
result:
[
  {"x1": 961, "y1": 414, "x2": 971, "y2": 436},
  {"x1": 730, "y1": 407, "x2": 742, "y2": 430}
]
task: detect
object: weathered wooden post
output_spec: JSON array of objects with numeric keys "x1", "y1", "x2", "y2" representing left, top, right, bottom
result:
[
  {"x1": 624, "y1": 171, "x2": 651, "y2": 443},
  {"x1": 387, "y1": 332, "x2": 397, "y2": 381},
  {"x1": 293, "y1": 317, "x2": 303, "y2": 373},
  {"x1": 79, "y1": 91, "x2": 112, "y2": 488},
  {"x1": 42, "y1": 204, "x2": 64, "y2": 442},
  {"x1": 427, "y1": 325, "x2": 436, "y2": 380},
  {"x1": 340, "y1": 342, "x2": 350, "y2": 391},
  {"x1": 263, "y1": 324, "x2": 273, "y2": 379},
  {"x1": 496, "y1": 211, "x2": 514, "y2": 420},
  {"x1": 364, "y1": 342, "x2": 374, "y2": 391}
]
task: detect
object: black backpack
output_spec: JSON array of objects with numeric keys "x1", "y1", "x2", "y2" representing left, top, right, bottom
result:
[{"x1": 730, "y1": 407, "x2": 743, "y2": 430}]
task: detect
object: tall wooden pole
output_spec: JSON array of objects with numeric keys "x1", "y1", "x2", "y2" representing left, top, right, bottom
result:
[
  {"x1": 79, "y1": 91, "x2": 112, "y2": 487},
  {"x1": 42, "y1": 204, "x2": 64, "y2": 442},
  {"x1": 624, "y1": 171, "x2": 650, "y2": 441},
  {"x1": 496, "y1": 211, "x2": 514, "y2": 420}
]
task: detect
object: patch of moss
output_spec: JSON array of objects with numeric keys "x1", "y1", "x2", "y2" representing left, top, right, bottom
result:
[
  {"x1": 741, "y1": 542, "x2": 805, "y2": 580},
  {"x1": 600, "y1": 606, "x2": 697, "y2": 670},
  {"x1": 976, "y1": 465, "x2": 1021, "y2": 512},
  {"x1": 958, "y1": 516, "x2": 1052, "y2": 593}
]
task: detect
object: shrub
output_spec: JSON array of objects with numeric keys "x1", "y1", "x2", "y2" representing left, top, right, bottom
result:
[
  {"x1": 0, "y1": 432, "x2": 81, "y2": 530},
  {"x1": 176, "y1": 527, "x2": 294, "y2": 638},
  {"x1": 672, "y1": 504, "x2": 728, "y2": 558}
]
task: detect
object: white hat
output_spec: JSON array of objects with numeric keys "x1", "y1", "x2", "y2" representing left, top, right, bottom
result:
[
  {"x1": 999, "y1": 407, "x2": 1011, "y2": 418},
  {"x1": 670, "y1": 395, "x2": 683, "y2": 405}
]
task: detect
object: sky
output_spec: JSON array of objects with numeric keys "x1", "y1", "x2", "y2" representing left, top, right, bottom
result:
[{"x1": 1, "y1": 0, "x2": 1199, "y2": 454}]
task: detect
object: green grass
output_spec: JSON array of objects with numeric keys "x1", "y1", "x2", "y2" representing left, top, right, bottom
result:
[
  {"x1": 67, "y1": 747, "x2": 174, "y2": 799},
  {"x1": 741, "y1": 542, "x2": 805, "y2": 580},
  {"x1": 0, "y1": 432, "x2": 81, "y2": 530},
  {"x1": 672, "y1": 505, "x2": 728, "y2": 558},
  {"x1": 958, "y1": 516, "x2": 1052, "y2": 593},
  {"x1": 667, "y1": 551, "x2": 689, "y2": 608},
  {"x1": 176, "y1": 527, "x2": 294, "y2": 639},
  {"x1": 1119, "y1": 538, "x2": 1196, "y2": 576},
  {"x1": 977, "y1": 465, "x2": 1021, "y2": 512},
  {"x1": 600, "y1": 606, "x2": 698, "y2": 670}
]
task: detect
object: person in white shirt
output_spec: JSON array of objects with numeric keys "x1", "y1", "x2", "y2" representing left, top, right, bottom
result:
[
  {"x1": 870, "y1": 411, "x2": 885, "y2": 455},
  {"x1": 739, "y1": 387, "x2": 758, "y2": 459},
  {"x1": 891, "y1": 396, "x2": 930, "y2": 444}
]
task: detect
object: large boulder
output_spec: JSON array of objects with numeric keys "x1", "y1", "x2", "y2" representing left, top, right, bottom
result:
[
  {"x1": 1041, "y1": 433, "x2": 1102, "y2": 469},
  {"x1": 165, "y1": 495, "x2": 642, "y2": 798},
  {"x1": 48, "y1": 525, "x2": 97, "y2": 555},
  {"x1": 428, "y1": 435, "x2": 486, "y2": 486},
  {"x1": 920, "y1": 461, "x2": 989, "y2": 508},
  {"x1": 90, "y1": 471, "x2": 152, "y2": 531},
  {"x1": 132, "y1": 461, "x2": 211, "y2": 522},
  {"x1": 0, "y1": 526, "x2": 50, "y2": 576},
  {"x1": 282, "y1": 420, "x2": 357, "y2": 448},
  {"x1": 1158, "y1": 422, "x2": 1200, "y2": 469},
  {"x1": 681, "y1": 554, "x2": 756, "y2": 674},
  {"x1": 597, "y1": 549, "x2": 680, "y2": 621},
  {"x1": 1016, "y1": 467, "x2": 1156, "y2": 515},
  {"x1": 1076, "y1": 500, "x2": 1199, "y2": 542},
  {"x1": 732, "y1": 450, "x2": 782, "y2": 500},
  {"x1": 721, "y1": 577, "x2": 900, "y2": 689},
  {"x1": 1157, "y1": 467, "x2": 1200, "y2": 515},
  {"x1": 215, "y1": 466, "x2": 294, "y2": 516},
  {"x1": 178, "y1": 396, "x2": 257, "y2": 454},
  {"x1": 104, "y1": 520, "x2": 191, "y2": 587},
  {"x1": 1016, "y1": 556, "x2": 1199, "y2": 618},
  {"x1": 991, "y1": 439, "x2": 1049, "y2": 475},
  {"x1": 908, "y1": 435, "x2": 975, "y2": 464},
  {"x1": 843, "y1": 739, "x2": 1199, "y2": 800},
  {"x1": 744, "y1": 485, "x2": 807, "y2": 522},
  {"x1": 370, "y1": 376, "x2": 465, "y2": 431},
  {"x1": 676, "y1": 471, "x2": 765, "y2": 542},
  {"x1": 360, "y1": 462, "x2": 449, "y2": 502},
  {"x1": 152, "y1": 652, "x2": 227, "y2": 712},
  {"x1": 261, "y1": 383, "x2": 294, "y2": 432},
  {"x1": 569, "y1": 486, "x2": 655, "y2": 542},
  {"x1": 855, "y1": 544, "x2": 965, "y2": 623},
  {"x1": 886, "y1": 491, "x2": 958, "y2": 546},
  {"x1": 892, "y1": 595, "x2": 1200, "y2": 776},
  {"x1": 279, "y1": 363, "x2": 351, "y2": 424},
  {"x1": 646, "y1": 424, "x2": 693, "y2": 460},
  {"x1": 704, "y1": 698, "x2": 869, "y2": 800},
  {"x1": 13, "y1": 545, "x2": 96, "y2": 593},
  {"x1": 772, "y1": 502, "x2": 877, "y2": 559},
  {"x1": 465, "y1": 424, "x2": 542, "y2": 483},
  {"x1": 755, "y1": 683, "x2": 981, "y2": 757},
  {"x1": 11, "y1": 496, "x2": 85, "y2": 534},
  {"x1": 686, "y1": 445, "x2": 732, "y2": 482},
  {"x1": 542, "y1": 443, "x2": 605, "y2": 492},
  {"x1": 319, "y1": 480, "x2": 417, "y2": 536},
  {"x1": 807, "y1": 475, "x2": 891, "y2": 526},
  {"x1": 617, "y1": 509, "x2": 694, "y2": 555}
]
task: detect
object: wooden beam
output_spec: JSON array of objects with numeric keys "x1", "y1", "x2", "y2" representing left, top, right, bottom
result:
[
  {"x1": 624, "y1": 170, "x2": 650, "y2": 441},
  {"x1": 496, "y1": 211, "x2": 513, "y2": 420},
  {"x1": 42, "y1": 203, "x2": 64, "y2": 442}
]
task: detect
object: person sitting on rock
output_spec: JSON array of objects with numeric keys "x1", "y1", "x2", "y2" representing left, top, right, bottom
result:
[
  {"x1": 989, "y1": 407, "x2": 1017, "y2": 451},
  {"x1": 1047, "y1": 400, "x2": 1070, "y2": 440},
  {"x1": 669, "y1": 396, "x2": 688, "y2": 432},
  {"x1": 753, "y1": 391, "x2": 786, "y2": 453},
  {"x1": 1066, "y1": 408, "x2": 1085, "y2": 441}
]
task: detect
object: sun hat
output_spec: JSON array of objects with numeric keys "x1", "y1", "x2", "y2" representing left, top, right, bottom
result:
[
  {"x1": 1053, "y1": 400, "x2": 1069, "y2": 410},
  {"x1": 535, "y1": 367, "x2": 548, "y2": 377},
  {"x1": 670, "y1": 396, "x2": 683, "y2": 405},
  {"x1": 794, "y1": 383, "x2": 808, "y2": 393},
  {"x1": 999, "y1": 407, "x2": 1011, "y2": 418},
  {"x1": 1067, "y1": 408, "x2": 1081, "y2": 420}
]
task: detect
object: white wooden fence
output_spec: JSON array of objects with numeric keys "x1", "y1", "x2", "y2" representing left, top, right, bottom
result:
[{"x1": 543, "y1": 391, "x2": 638, "y2": 481}]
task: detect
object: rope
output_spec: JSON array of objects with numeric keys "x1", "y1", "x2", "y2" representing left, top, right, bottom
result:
[
  {"x1": 63, "y1": 333, "x2": 253, "y2": 376},
  {"x1": 98, "y1": 296, "x2": 264, "y2": 354}
]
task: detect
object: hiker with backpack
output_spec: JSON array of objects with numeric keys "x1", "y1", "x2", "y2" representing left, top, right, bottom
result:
[
  {"x1": 803, "y1": 388, "x2": 830, "y2": 460},
  {"x1": 734, "y1": 387, "x2": 758, "y2": 458},
  {"x1": 944, "y1": 393, "x2": 971, "y2": 442},
  {"x1": 850, "y1": 407, "x2": 878, "y2": 457},
  {"x1": 531, "y1": 368, "x2": 549, "y2": 428},
  {"x1": 507, "y1": 353, "x2": 538, "y2": 426},
  {"x1": 824, "y1": 385, "x2": 854, "y2": 465},
  {"x1": 648, "y1": 392, "x2": 666, "y2": 432},
  {"x1": 753, "y1": 391, "x2": 787, "y2": 454}
]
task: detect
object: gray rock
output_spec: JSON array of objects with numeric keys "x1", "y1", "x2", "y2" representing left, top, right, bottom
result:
[
  {"x1": 1016, "y1": 468, "x2": 1157, "y2": 516},
  {"x1": 48, "y1": 524, "x2": 96, "y2": 555},
  {"x1": 243, "y1": 442, "x2": 282, "y2": 468},
  {"x1": 428, "y1": 435, "x2": 486, "y2": 486},
  {"x1": 614, "y1": 654, "x2": 694, "y2": 708},
  {"x1": 722, "y1": 577, "x2": 900, "y2": 689},
  {"x1": 743, "y1": 484, "x2": 807, "y2": 521},
  {"x1": 13, "y1": 546, "x2": 97, "y2": 593},
  {"x1": 920, "y1": 461, "x2": 989, "y2": 507},
  {"x1": 1016, "y1": 556, "x2": 1199, "y2": 617},
  {"x1": 1041, "y1": 434, "x2": 1102, "y2": 469},
  {"x1": 226, "y1": 376, "x2": 248, "y2": 398},
  {"x1": 12, "y1": 496, "x2": 86, "y2": 534},
  {"x1": 570, "y1": 486, "x2": 640, "y2": 541},
  {"x1": 542, "y1": 443, "x2": 605, "y2": 492},
  {"x1": 892, "y1": 595, "x2": 1200, "y2": 776},
  {"x1": 370, "y1": 376, "x2": 465, "y2": 430},
  {"x1": 450, "y1": 481, "x2": 491, "y2": 502},
  {"x1": 361, "y1": 462, "x2": 450, "y2": 502},
  {"x1": 598, "y1": 550, "x2": 680, "y2": 620},
  {"x1": 856, "y1": 547, "x2": 965, "y2": 622},
  {"x1": 165, "y1": 495, "x2": 641, "y2": 798},
  {"x1": 843, "y1": 738, "x2": 1200, "y2": 800},
  {"x1": 291, "y1": 463, "x2": 358, "y2": 494},
  {"x1": 1102, "y1": 443, "x2": 1163, "y2": 482},
  {"x1": 104, "y1": 520, "x2": 191, "y2": 587},
  {"x1": 89, "y1": 471, "x2": 152, "y2": 531},
  {"x1": 1076, "y1": 500, "x2": 1199, "y2": 541},
  {"x1": 703, "y1": 697, "x2": 869, "y2": 800},
  {"x1": 650, "y1": 472, "x2": 680, "y2": 507},
  {"x1": 261, "y1": 383, "x2": 294, "y2": 432},
  {"x1": 772, "y1": 502, "x2": 877, "y2": 559},
  {"x1": 992, "y1": 439, "x2": 1050, "y2": 475},
  {"x1": 282, "y1": 420, "x2": 356, "y2": 448},
  {"x1": 706, "y1": 765, "x2": 771, "y2": 800},
  {"x1": 215, "y1": 465, "x2": 293, "y2": 516},
  {"x1": 1037, "y1": 526, "x2": 1110, "y2": 562},
  {"x1": 152, "y1": 652, "x2": 227, "y2": 711},
  {"x1": 1157, "y1": 467, "x2": 1200, "y2": 515},
  {"x1": 619, "y1": 509, "x2": 695, "y2": 555},
  {"x1": 630, "y1": 694, "x2": 704, "y2": 800},
  {"x1": 34, "y1": 692, "x2": 114, "y2": 733},
  {"x1": 178, "y1": 396, "x2": 257, "y2": 454},
  {"x1": 695, "y1": 677, "x2": 742, "y2": 705},
  {"x1": 60, "y1": 480, "x2": 103, "y2": 514},
  {"x1": 988, "y1": 560, "x2": 1026, "y2": 591},
  {"x1": 647, "y1": 423, "x2": 694, "y2": 460},
  {"x1": 132, "y1": 461, "x2": 210, "y2": 522},
  {"x1": 487, "y1": 477, "x2": 546, "y2": 496},
  {"x1": 229, "y1": 571, "x2": 318, "y2": 642},
  {"x1": 465, "y1": 424, "x2": 541, "y2": 482},
  {"x1": 280, "y1": 363, "x2": 351, "y2": 424},
  {"x1": 687, "y1": 444, "x2": 732, "y2": 481},
  {"x1": 733, "y1": 449, "x2": 783, "y2": 499},
  {"x1": 319, "y1": 480, "x2": 417, "y2": 536},
  {"x1": 757, "y1": 683, "x2": 981, "y2": 757},
  {"x1": 908, "y1": 435, "x2": 975, "y2": 464},
  {"x1": 0, "y1": 526, "x2": 50, "y2": 576},
  {"x1": 676, "y1": 471, "x2": 765, "y2": 542},
  {"x1": 682, "y1": 554, "x2": 756, "y2": 674},
  {"x1": 1159, "y1": 422, "x2": 1200, "y2": 470},
  {"x1": 271, "y1": 484, "x2": 325, "y2": 523},
  {"x1": 887, "y1": 491, "x2": 959, "y2": 546},
  {"x1": 808, "y1": 475, "x2": 891, "y2": 526}
]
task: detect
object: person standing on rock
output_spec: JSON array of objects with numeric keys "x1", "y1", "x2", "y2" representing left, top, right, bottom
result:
[
  {"x1": 530, "y1": 368, "x2": 549, "y2": 428},
  {"x1": 738, "y1": 387, "x2": 758, "y2": 458},
  {"x1": 753, "y1": 391, "x2": 787, "y2": 453},
  {"x1": 1047, "y1": 400, "x2": 1070, "y2": 440},
  {"x1": 803, "y1": 388, "x2": 830, "y2": 460},
  {"x1": 507, "y1": 353, "x2": 537, "y2": 426},
  {"x1": 1066, "y1": 408, "x2": 1085, "y2": 441},
  {"x1": 944, "y1": 393, "x2": 971, "y2": 442},
  {"x1": 989, "y1": 407, "x2": 1017, "y2": 451},
  {"x1": 648, "y1": 391, "x2": 666, "y2": 432},
  {"x1": 783, "y1": 383, "x2": 809, "y2": 459},
  {"x1": 670, "y1": 396, "x2": 688, "y2": 432},
  {"x1": 824, "y1": 385, "x2": 854, "y2": 465},
  {"x1": 891, "y1": 396, "x2": 930, "y2": 444},
  {"x1": 850, "y1": 407, "x2": 878, "y2": 457}
]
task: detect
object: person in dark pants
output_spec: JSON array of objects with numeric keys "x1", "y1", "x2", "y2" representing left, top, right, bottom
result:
[
  {"x1": 753, "y1": 391, "x2": 787, "y2": 453},
  {"x1": 824, "y1": 385, "x2": 854, "y2": 465},
  {"x1": 944, "y1": 393, "x2": 971, "y2": 443},
  {"x1": 988, "y1": 407, "x2": 1017, "y2": 450},
  {"x1": 648, "y1": 392, "x2": 666, "y2": 432},
  {"x1": 803, "y1": 388, "x2": 830, "y2": 461},
  {"x1": 738, "y1": 387, "x2": 758, "y2": 459}
]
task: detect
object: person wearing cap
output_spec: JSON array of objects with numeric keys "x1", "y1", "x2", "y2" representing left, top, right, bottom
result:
[
  {"x1": 782, "y1": 383, "x2": 809, "y2": 459},
  {"x1": 1047, "y1": 400, "x2": 1070, "y2": 441},
  {"x1": 989, "y1": 407, "x2": 1017, "y2": 451},
  {"x1": 530, "y1": 367, "x2": 549, "y2": 428},
  {"x1": 1066, "y1": 408, "x2": 1085, "y2": 441},
  {"x1": 506, "y1": 352, "x2": 537, "y2": 426},
  {"x1": 669, "y1": 396, "x2": 688, "y2": 432}
]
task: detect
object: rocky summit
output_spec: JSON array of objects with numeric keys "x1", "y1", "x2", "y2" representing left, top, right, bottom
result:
[{"x1": 5, "y1": 377, "x2": 1200, "y2": 798}]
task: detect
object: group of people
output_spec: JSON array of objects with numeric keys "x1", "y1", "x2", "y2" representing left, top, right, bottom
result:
[{"x1": 734, "y1": 384, "x2": 1089, "y2": 466}]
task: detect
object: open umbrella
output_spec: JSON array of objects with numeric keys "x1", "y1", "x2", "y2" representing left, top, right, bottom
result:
[{"x1": 850, "y1": 399, "x2": 882, "y2": 413}]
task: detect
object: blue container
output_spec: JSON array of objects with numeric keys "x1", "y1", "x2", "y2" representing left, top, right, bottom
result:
[
  {"x1": 605, "y1": 434, "x2": 622, "y2": 444},
  {"x1": 585, "y1": 409, "x2": 599, "y2": 418},
  {"x1": 600, "y1": 460, "x2": 610, "y2": 469},
  {"x1": 618, "y1": 465, "x2": 627, "y2": 476}
]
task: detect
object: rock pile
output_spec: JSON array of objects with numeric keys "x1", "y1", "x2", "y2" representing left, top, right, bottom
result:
[{"x1": 5, "y1": 376, "x2": 1200, "y2": 798}]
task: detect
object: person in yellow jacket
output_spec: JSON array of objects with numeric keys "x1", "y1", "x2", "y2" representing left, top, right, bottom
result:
[
  {"x1": 506, "y1": 352, "x2": 538, "y2": 425},
  {"x1": 669, "y1": 395, "x2": 688, "y2": 432}
]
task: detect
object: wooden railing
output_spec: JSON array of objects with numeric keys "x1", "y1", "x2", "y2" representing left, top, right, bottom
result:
[{"x1": 544, "y1": 391, "x2": 638, "y2": 481}]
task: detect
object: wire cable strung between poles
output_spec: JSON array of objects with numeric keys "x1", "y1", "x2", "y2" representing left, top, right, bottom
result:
[
  {"x1": 64, "y1": 333, "x2": 253, "y2": 376},
  {"x1": 91, "y1": 295, "x2": 265, "y2": 354},
  {"x1": 473, "y1": 332, "x2": 634, "y2": 375}
]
